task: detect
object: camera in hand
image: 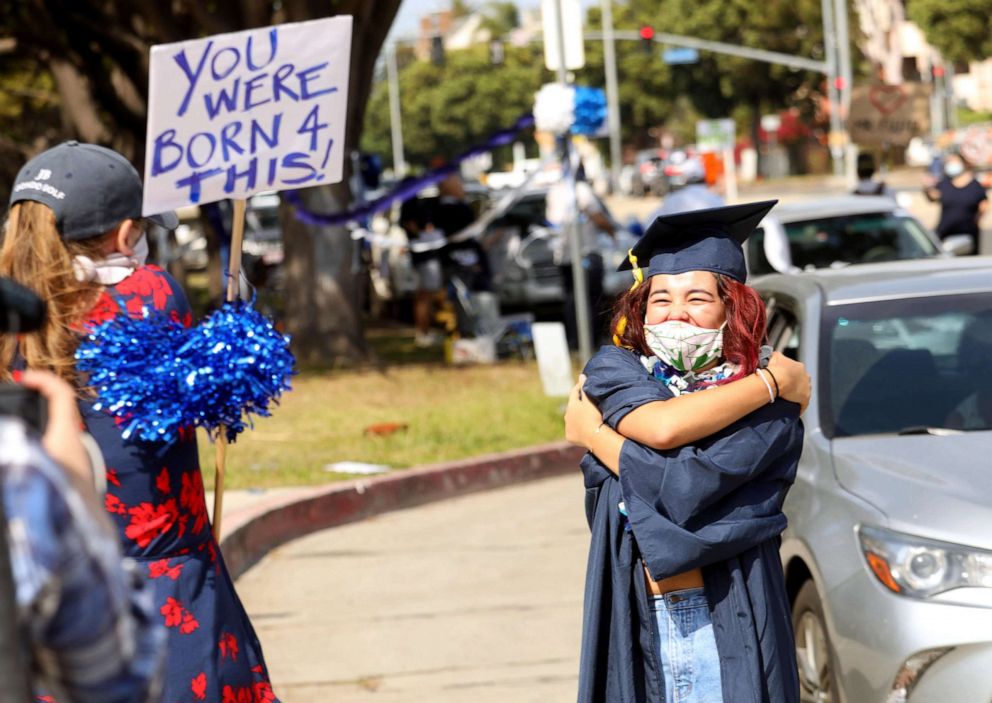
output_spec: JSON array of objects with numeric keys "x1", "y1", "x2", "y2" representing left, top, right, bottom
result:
[{"x1": 0, "y1": 277, "x2": 48, "y2": 432}]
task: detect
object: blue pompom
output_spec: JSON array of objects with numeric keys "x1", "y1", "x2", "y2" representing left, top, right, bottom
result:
[
  {"x1": 76, "y1": 301, "x2": 295, "y2": 443},
  {"x1": 571, "y1": 86, "x2": 607, "y2": 135}
]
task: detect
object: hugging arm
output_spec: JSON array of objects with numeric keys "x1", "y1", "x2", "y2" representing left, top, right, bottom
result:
[{"x1": 572, "y1": 346, "x2": 808, "y2": 455}]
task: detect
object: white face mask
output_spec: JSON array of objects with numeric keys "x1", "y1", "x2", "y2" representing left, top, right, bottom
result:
[
  {"x1": 945, "y1": 162, "x2": 965, "y2": 178},
  {"x1": 643, "y1": 319, "x2": 725, "y2": 373},
  {"x1": 73, "y1": 234, "x2": 148, "y2": 285}
]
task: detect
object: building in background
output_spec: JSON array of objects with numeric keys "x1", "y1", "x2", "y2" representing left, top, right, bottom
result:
[{"x1": 855, "y1": 0, "x2": 992, "y2": 115}]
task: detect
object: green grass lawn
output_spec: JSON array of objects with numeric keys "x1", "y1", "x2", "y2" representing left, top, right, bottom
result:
[{"x1": 198, "y1": 360, "x2": 568, "y2": 490}]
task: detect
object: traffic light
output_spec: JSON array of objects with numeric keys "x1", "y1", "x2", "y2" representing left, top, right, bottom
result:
[
  {"x1": 640, "y1": 26, "x2": 654, "y2": 55},
  {"x1": 490, "y1": 39, "x2": 504, "y2": 66},
  {"x1": 431, "y1": 35, "x2": 445, "y2": 66}
]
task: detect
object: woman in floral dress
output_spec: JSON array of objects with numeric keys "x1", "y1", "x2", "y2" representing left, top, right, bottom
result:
[{"x1": 1, "y1": 142, "x2": 279, "y2": 703}]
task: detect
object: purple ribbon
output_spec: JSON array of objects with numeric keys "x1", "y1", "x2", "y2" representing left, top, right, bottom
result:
[{"x1": 285, "y1": 113, "x2": 536, "y2": 227}]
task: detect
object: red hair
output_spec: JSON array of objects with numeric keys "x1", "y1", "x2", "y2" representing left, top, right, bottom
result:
[{"x1": 610, "y1": 273, "x2": 766, "y2": 384}]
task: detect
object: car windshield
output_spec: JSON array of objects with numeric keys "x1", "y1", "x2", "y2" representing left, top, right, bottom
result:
[
  {"x1": 748, "y1": 212, "x2": 940, "y2": 275},
  {"x1": 821, "y1": 292, "x2": 992, "y2": 437},
  {"x1": 784, "y1": 212, "x2": 939, "y2": 270}
]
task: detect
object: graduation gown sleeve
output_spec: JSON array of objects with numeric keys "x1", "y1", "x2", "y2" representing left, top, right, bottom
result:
[
  {"x1": 583, "y1": 345, "x2": 672, "y2": 428},
  {"x1": 618, "y1": 403, "x2": 802, "y2": 579}
]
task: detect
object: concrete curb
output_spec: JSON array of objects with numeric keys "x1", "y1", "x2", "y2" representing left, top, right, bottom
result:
[{"x1": 219, "y1": 441, "x2": 584, "y2": 578}]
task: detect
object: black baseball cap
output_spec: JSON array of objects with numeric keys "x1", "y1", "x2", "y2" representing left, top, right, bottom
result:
[
  {"x1": 620, "y1": 200, "x2": 778, "y2": 283},
  {"x1": 9, "y1": 141, "x2": 178, "y2": 241}
]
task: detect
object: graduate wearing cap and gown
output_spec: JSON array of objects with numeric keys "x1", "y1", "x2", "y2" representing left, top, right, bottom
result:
[{"x1": 566, "y1": 201, "x2": 805, "y2": 703}]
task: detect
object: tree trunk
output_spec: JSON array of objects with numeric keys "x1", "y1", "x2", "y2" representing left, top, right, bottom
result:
[
  {"x1": 281, "y1": 183, "x2": 367, "y2": 366},
  {"x1": 48, "y1": 60, "x2": 112, "y2": 144}
]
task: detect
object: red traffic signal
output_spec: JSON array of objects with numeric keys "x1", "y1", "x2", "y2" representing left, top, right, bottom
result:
[{"x1": 639, "y1": 26, "x2": 655, "y2": 40}]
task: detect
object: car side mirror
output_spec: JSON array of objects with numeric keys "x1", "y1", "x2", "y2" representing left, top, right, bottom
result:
[{"x1": 942, "y1": 234, "x2": 975, "y2": 256}]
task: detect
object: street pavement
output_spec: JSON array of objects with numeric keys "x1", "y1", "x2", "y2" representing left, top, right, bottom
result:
[{"x1": 235, "y1": 473, "x2": 590, "y2": 702}]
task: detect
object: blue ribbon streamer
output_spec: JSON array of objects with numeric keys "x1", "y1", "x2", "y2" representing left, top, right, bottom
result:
[{"x1": 286, "y1": 113, "x2": 536, "y2": 227}]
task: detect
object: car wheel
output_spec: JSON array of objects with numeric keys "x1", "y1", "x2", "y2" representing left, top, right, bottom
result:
[{"x1": 793, "y1": 580, "x2": 838, "y2": 703}]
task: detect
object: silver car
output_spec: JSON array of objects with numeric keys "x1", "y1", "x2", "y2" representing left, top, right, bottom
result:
[
  {"x1": 754, "y1": 258, "x2": 992, "y2": 702},
  {"x1": 747, "y1": 195, "x2": 971, "y2": 277}
]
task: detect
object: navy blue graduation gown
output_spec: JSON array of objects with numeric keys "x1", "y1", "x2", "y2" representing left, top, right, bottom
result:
[{"x1": 577, "y1": 345, "x2": 803, "y2": 703}]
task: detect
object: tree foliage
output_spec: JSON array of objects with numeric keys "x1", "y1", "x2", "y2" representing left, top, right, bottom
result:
[
  {"x1": 0, "y1": 0, "x2": 402, "y2": 364},
  {"x1": 361, "y1": 0, "x2": 837, "y2": 171},
  {"x1": 579, "y1": 4, "x2": 680, "y2": 147},
  {"x1": 479, "y1": 1, "x2": 520, "y2": 36},
  {"x1": 362, "y1": 44, "x2": 545, "y2": 169},
  {"x1": 648, "y1": 0, "x2": 828, "y2": 122},
  {"x1": 906, "y1": 0, "x2": 992, "y2": 66}
]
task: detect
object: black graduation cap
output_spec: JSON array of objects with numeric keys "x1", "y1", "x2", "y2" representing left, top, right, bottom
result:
[{"x1": 620, "y1": 200, "x2": 778, "y2": 283}]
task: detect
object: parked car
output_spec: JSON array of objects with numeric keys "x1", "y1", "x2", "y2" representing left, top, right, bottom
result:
[
  {"x1": 479, "y1": 186, "x2": 638, "y2": 308},
  {"x1": 747, "y1": 195, "x2": 969, "y2": 277},
  {"x1": 156, "y1": 192, "x2": 285, "y2": 283},
  {"x1": 660, "y1": 147, "x2": 701, "y2": 189},
  {"x1": 754, "y1": 257, "x2": 992, "y2": 702},
  {"x1": 620, "y1": 149, "x2": 668, "y2": 197},
  {"x1": 372, "y1": 183, "x2": 638, "y2": 311},
  {"x1": 242, "y1": 191, "x2": 284, "y2": 286}
]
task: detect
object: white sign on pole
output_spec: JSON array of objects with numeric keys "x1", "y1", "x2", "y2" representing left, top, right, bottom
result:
[
  {"x1": 143, "y1": 16, "x2": 353, "y2": 215},
  {"x1": 541, "y1": 0, "x2": 585, "y2": 71},
  {"x1": 532, "y1": 322, "x2": 575, "y2": 397},
  {"x1": 696, "y1": 118, "x2": 736, "y2": 152}
]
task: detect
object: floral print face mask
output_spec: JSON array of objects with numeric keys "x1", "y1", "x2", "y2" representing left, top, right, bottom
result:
[{"x1": 643, "y1": 320, "x2": 726, "y2": 373}]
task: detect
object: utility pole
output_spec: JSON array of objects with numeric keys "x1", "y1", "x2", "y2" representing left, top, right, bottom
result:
[
  {"x1": 600, "y1": 0, "x2": 623, "y2": 191},
  {"x1": 833, "y1": 0, "x2": 855, "y2": 186},
  {"x1": 946, "y1": 64, "x2": 958, "y2": 130},
  {"x1": 550, "y1": 0, "x2": 593, "y2": 363},
  {"x1": 821, "y1": 0, "x2": 844, "y2": 177},
  {"x1": 385, "y1": 42, "x2": 407, "y2": 177}
]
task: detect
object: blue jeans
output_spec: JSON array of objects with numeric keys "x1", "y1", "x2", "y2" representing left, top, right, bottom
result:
[{"x1": 651, "y1": 588, "x2": 724, "y2": 703}]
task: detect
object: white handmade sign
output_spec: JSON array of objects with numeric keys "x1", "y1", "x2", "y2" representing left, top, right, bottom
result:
[{"x1": 143, "y1": 16, "x2": 353, "y2": 215}]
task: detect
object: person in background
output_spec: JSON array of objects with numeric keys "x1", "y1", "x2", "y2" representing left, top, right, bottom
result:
[
  {"x1": 1, "y1": 141, "x2": 280, "y2": 702},
  {"x1": 399, "y1": 197, "x2": 446, "y2": 348},
  {"x1": 646, "y1": 156, "x2": 725, "y2": 225},
  {"x1": 852, "y1": 152, "x2": 895, "y2": 198},
  {"x1": 427, "y1": 173, "x2": 492, "y2": 293},
  {"x1": 546, "y1": 163, "x2": 617, "y2": 348},
  {"x1": 924, "y1": 150, "x2": 988, "y2": 254},
  {"x1": 2, "y1": 367, "x2": 163, "y2": 703}
]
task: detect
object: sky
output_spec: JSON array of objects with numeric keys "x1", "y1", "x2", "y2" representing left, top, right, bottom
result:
[{"x1": 388, "y1": 0, "x2": 597, "y2": 42}]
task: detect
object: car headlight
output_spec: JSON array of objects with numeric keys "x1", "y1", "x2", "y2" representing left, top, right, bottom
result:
[{"x1": 858, "y1": 525, "x2": 992, "y2": 598}]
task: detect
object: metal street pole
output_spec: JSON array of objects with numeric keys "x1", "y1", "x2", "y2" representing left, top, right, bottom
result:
[
  {"x1": 946, "y1": 64, "x2": 958, "y2": 130},
  {"x1": 821, "y1": 0, "x2": 844, "y2": 177},
  {"x1": 600, "y1": 0, "x2": 623, "y2": 191},
  {"x1": 386, "y1": 42, "x2": 407, "y2": 177},
  {"x1": 586, "y1": 30, "x2": 829, "y2": 73},
  {"x1": 833, "y1": 0, "x2": 855, "y2": 185},
  {"x1": 552, "y1": 0, "x2": 593, "y2": 362}
]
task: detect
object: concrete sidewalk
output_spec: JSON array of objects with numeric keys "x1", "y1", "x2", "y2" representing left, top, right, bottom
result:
[{"x1": 234, "y1": 472, "x2": 589, "y2": 703}]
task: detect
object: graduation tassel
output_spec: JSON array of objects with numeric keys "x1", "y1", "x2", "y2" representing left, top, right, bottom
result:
[{"x1": 613, "y1": 249, "x2": 643, "y2": 347}]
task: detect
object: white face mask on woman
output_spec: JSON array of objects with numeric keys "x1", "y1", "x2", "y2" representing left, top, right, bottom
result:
[
  {"x1": 73, "y1": 234, "x2": 148, "y2": 285},
  {"x1": 643, "y1": 319, "x2": 726, "y2": 373},
  {"x1": 945, "y1": 162, "x2": 965, "y2": 178}
]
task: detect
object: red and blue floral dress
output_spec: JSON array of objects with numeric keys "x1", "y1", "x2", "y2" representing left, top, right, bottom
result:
[{"x1": 81, "y1": 265, "x2": 279, "y2": 703}]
